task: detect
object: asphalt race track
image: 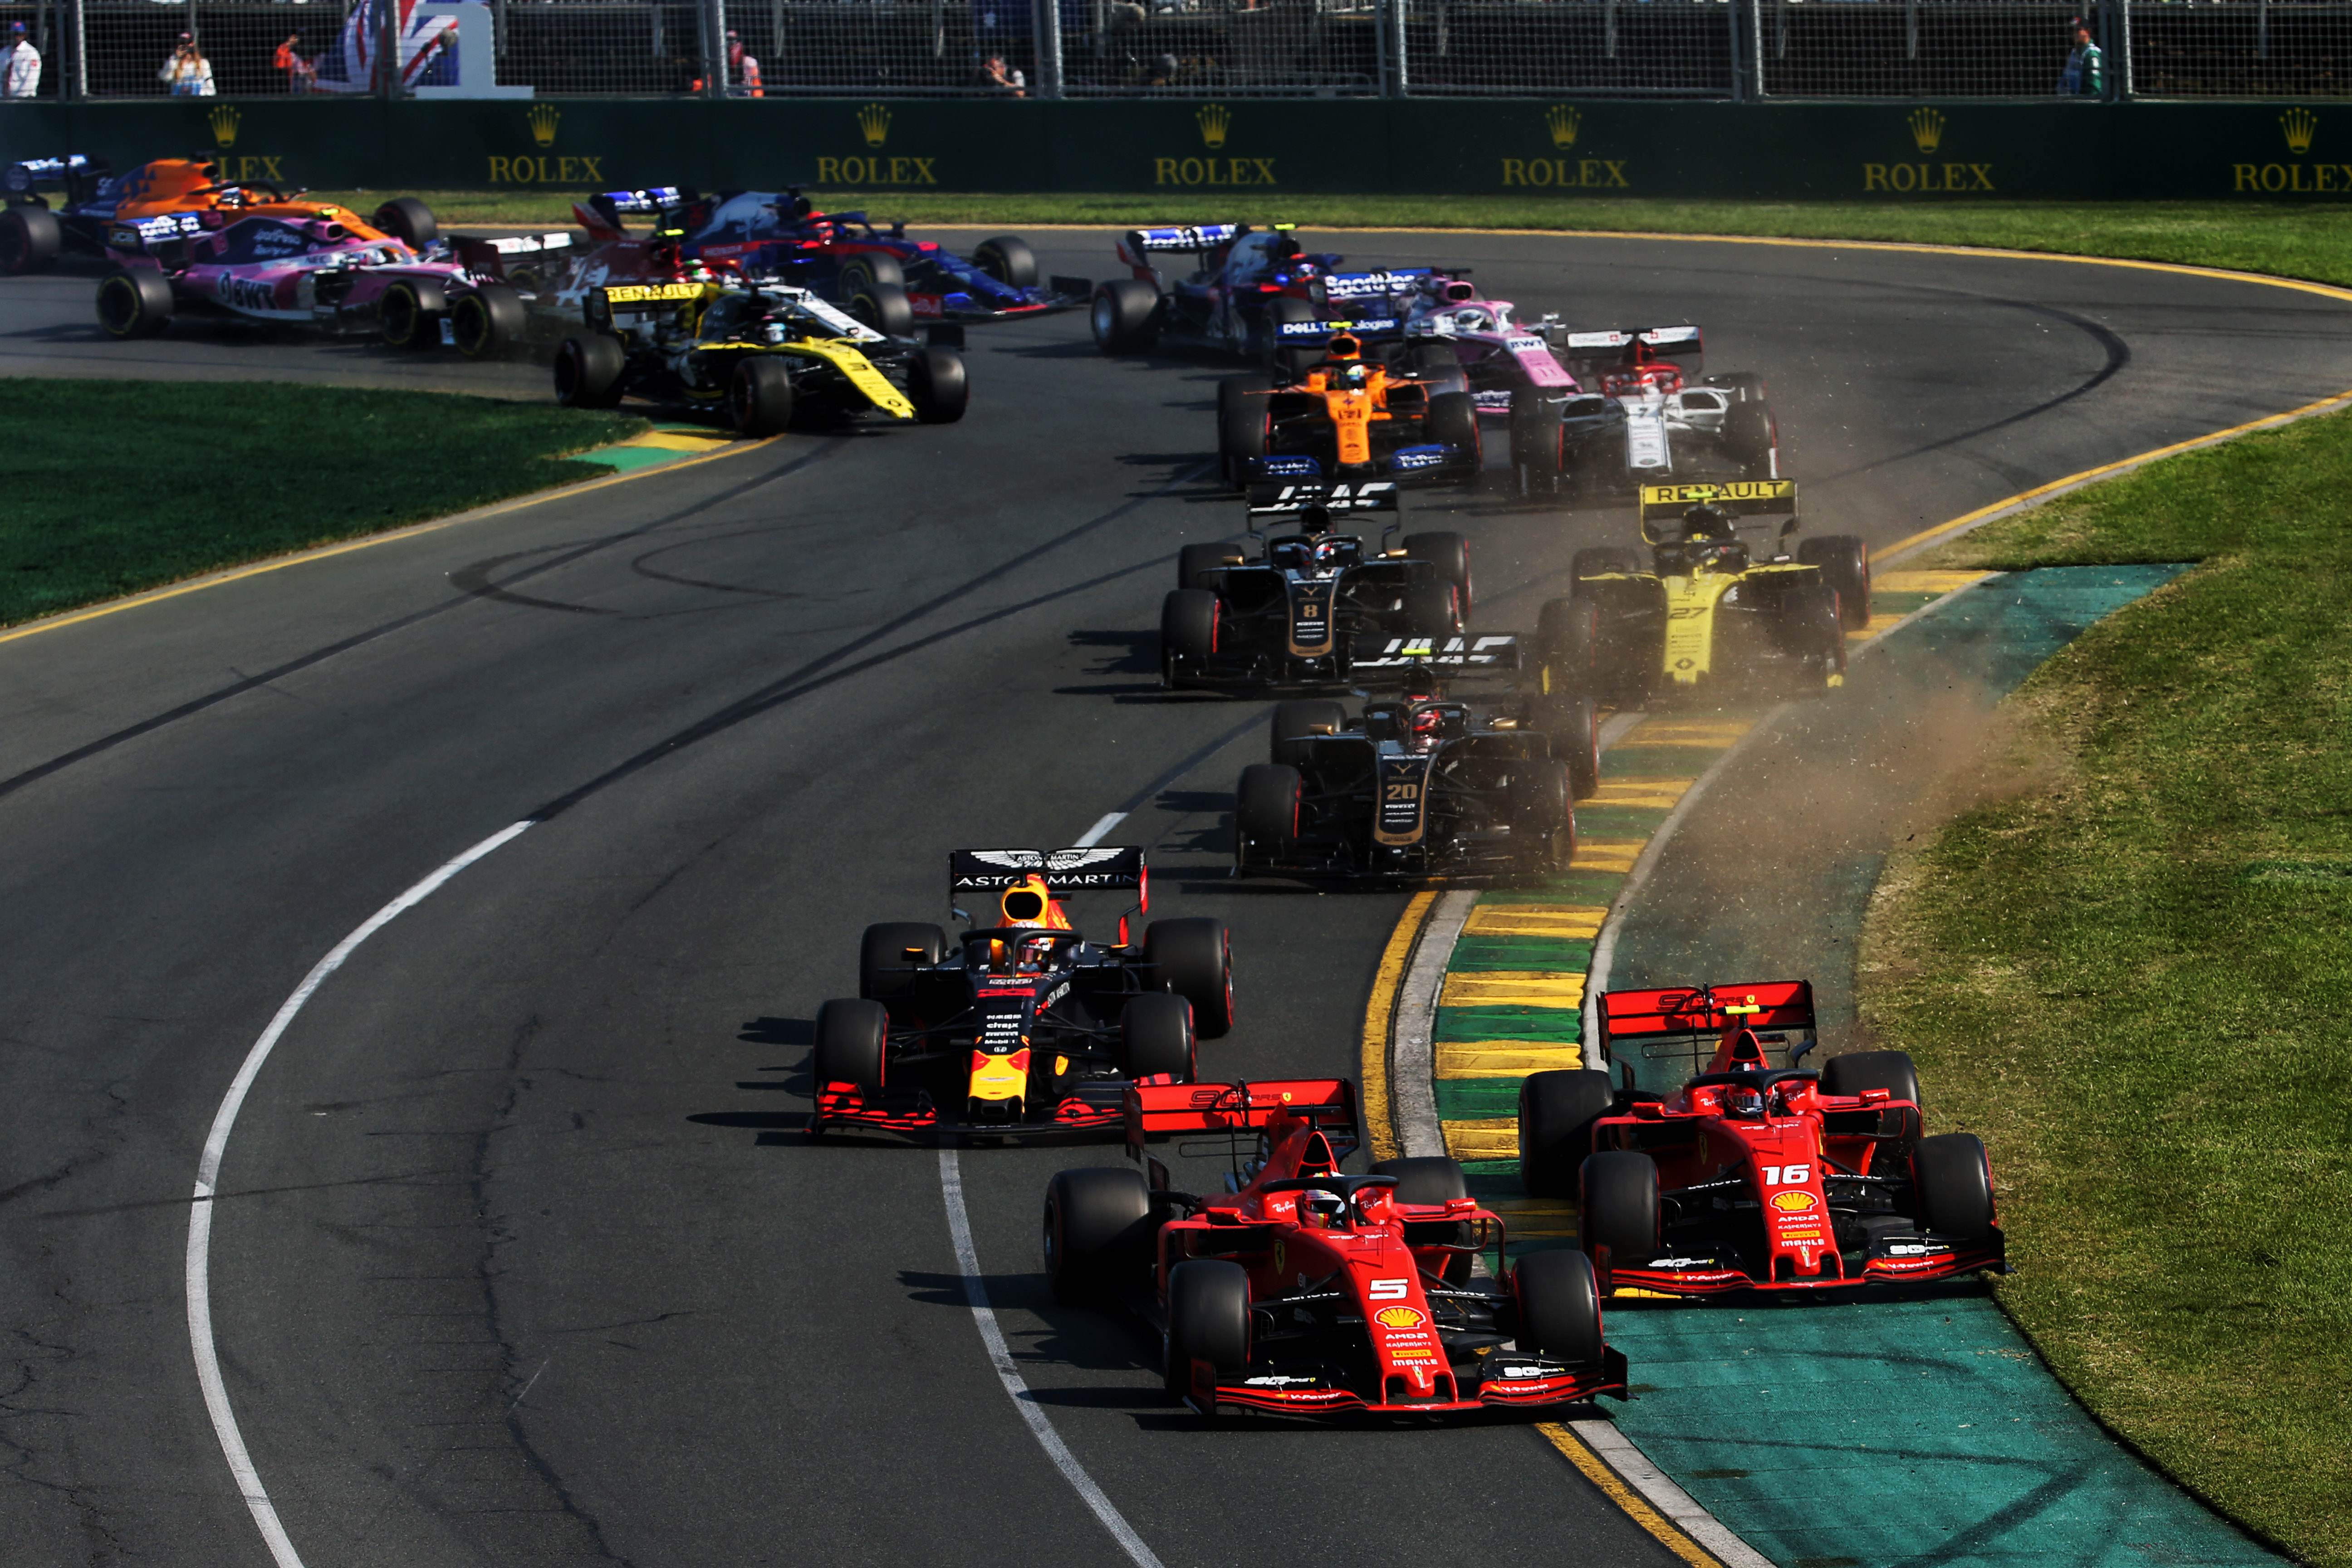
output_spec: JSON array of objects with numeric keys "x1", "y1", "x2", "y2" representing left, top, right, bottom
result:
[{"x1": 3, "y1": 231, "x2": 2349, "y2": 1568}]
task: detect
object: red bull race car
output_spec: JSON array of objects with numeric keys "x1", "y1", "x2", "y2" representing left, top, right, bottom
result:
[
  {"x1": 808, "y1": 848, "x2": 1234, "y2": 1139},
  {"x1": 1516, "y1": 979, "x2": 2007, "y2": 1296},
  {"x1": 1045, "y1": 1079, "x2": 1627, "y2": 1416}
]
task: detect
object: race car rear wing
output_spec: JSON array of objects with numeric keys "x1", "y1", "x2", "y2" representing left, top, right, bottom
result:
[
  {"x1": 1122, "y1": 222, "x2": 1247, "y2": 256},
  {"x1": 4, "y1": 153, "x2": 108, "y2": 201},
  {"x1": 579, "y1": 186, "x2": 693, "y2": 234},
  {"x1": 1637, "y1": 480, "x2": 1800, "y2": 543},
  {"x1": 1598, "y1": 980, "x2": 1818, "y2": 1082},
  {"x1": 1273, "y1": 314, "x2": 1404, "y2": 346},
  {"x1": 1123, "y1": 1078, "x2": 1361, "y2": 1158},
  {"x1": 1246, "y1": 479, "x2": 1400, "y2": 528},
  {"x1": 1350, "y1": 633, "x2": 1520, "y2": 678},
  {"x1": 950, "y1": 846, "x2": 1149, "y2": 934},
  {"x1": 1559, "y1": 324, "x2": 1705, "y2": 380},
  {"x1": 1320, "y1": 268, "x2": 1437, "y2": 301}
]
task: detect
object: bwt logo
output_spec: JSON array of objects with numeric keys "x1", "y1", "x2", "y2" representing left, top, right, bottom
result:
[
  {"x1": 209, "y1": 105, "x2": 240, "y2": 149},
  {"x1": 1547, "y1": 105, "x2": 1580, "y2": 150},
  {"x1": 1907, "y1": 108, "x2": 1945, "y2": 154},
  {"x1": 2282, "y1": 106, "x2": 2318, "y2": 154},
  {"x1": 858, "y1": 103, "x2": 892, "y2": 148},
  {"x1": 1197, "y1": 103, "x2": 1230, "y2": 149}
]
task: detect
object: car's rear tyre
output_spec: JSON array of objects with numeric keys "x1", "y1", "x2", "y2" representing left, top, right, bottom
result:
[
  {"x1": 1510, "y1": 758, "x2": 1575, "y2": 873},
  {"x1": 1178, "y1": 541, "x2": 1238, "y2": 593},
  {"x1": 1091, "y1": 277, "x2": 1161, "y2": 353},
  {"x1": 1270, "y1": 699, "x2": 1344, "y2": 767},
  {"x1": 0, "y1": 205, "x2": 62, "y2": 275},
  {"x1": 1266, "y1": 293, "x2": 1317, "y2": 376},
  {"x1": 1119, "y1": 991, "x2": 1196, "y2": 1082},
  {"x1": 1143, "y1": 917, "x2": 1232, "y2": 1039},
  {"x1": 1160, "y1": 588, "x2": 1218, "y2": 687},
  {"x1": 1798, "y1": 534, "x2": 1873, "y2": 629},
  {"x1": 1403, "y1": 577, "x2": 1462, "y2": 638},
  {"x1": 1780, "y1": 582, "x2": 1845, "y2": 693},
  {"x1": 554, "y1": 333, "x2": 626, "y2": 409},
  {"x1": 1217, "y1": 374, "x2": 1272, "y2": 486},
  {"x1": 1165, "y1": 1258, "x2": 1249, "y2": 1403},
  {"x1": 908, "y1": 346, "x2": 969, "y2": 424},
  {"x1": 451, "y1": 281, "x2": 525, "y2": 359},
  {"x1": 1916, "y1": 1133, "x2": 1995, "y2": 1241},
  {"x1": 95, "y1": 268, "x2": 173, "y2": 338},
  {"x1": 1426, "y1": 389, "x2": 1481, "y2": 482},
  {"x1": 1581, "y1": 1151, "x2": 1660, "y2": 1274},
  {"x1": 1529, "y1": 691, "x2": 1601, "y2": 799},
  {"x1": 847, "y1": 279, "x2": 914, "y2": 338},
  {"x1": 1519, "y1": 1069, "x2": 1614, "y2": 1197},
  {"x1": 812, "y1": 997, "x2": 888, "y2": 1093},
  {"x1": 1511, "y1": 389, "x2": 1565, "y2": 492},
  {"x1": 1822, "y1": 1049, "x2": 1921, "y2": 1109},
  {"x1": 1724, "y1": 397, "x2": 1776, "y2": 478},
  {"x1": 379, "y1": 278, "x2": 447, "y2": 349},
  {"x1": 1045, "y1": 1166, "x2": 1153, "y2": 1304},
  {"x1": 973, "y1": 235, "x2": 1038, "y2": 289},
  {"x1": 1411, "y1": 341, "x2": 1469, "y2": 400},
  {"x1": 1235, "y1": 762, "x2": 1301, "y2": 865},
  {"x1": 372, "y1": 196, "x2": 438, "y2": 250},
  {"x1": 838, "y1": 251, "x2": 905, "y2": 294},
  {"x1": 730, "y1": 356, "x2": 796, "y2": 436},
  {"x1": 1514, "y1": 1247, "x2": 1605, "y2": 1362},
  {"x1": 859, "y1": 921, "x2": 946, "y2": 1002},
  {"x1": 1402, "y1": 531, "x2": 1473, "y2": 619},
  {"x1": 1535, "y1": 596, "x2": 1598, "y2": 696}
]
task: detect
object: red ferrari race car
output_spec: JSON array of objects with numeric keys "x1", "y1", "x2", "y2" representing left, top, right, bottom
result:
[
  {"x1": 1045, "y1": 1079, "x2": 1628, "y2": 1417},
  {"x1": 1517, "y1": 980, "x2": 2007, "y2": 1296},
  {"x1": 808, "y1": 848, "x2": 1234, "y2": 1140}
]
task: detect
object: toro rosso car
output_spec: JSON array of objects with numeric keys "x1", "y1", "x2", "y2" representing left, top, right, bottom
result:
[
  {"x1": 1218, "y1": 322, "x2": 1481, "y2": 489},
  {"x1": 1235, "y1": 641, "x2": 1584, "y2": 882},
  {"x1": 1045, "y1": 1079, "x2": 1627, "y2": 1416},
  {"x1": 808, "y1": 848, "x2": 1235, "y2": 1139},
  {"x1": 574, "y1": 186, "x2": 1084, "y2": 328},
  {"x1": 1537, "y1": 481, "x2": 1870, "y2": 705},
  {"x1": 1162, "y1": 481, "x2": 1475, "y2": 691},
  {"x1": 552, "y1": 279, "x2": 967, "y2": 433},
  {"x1": 1090, "y1": 221, "x2": 1444, "y2": 363},
  {"x1": 1517, "y1": 980, "x2": 2007, "y2": 1295}
]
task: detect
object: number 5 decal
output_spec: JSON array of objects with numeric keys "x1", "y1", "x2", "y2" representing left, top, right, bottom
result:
[{"x1": 1368, "y1": 1278, "x2": 1409, "y2": 1300}]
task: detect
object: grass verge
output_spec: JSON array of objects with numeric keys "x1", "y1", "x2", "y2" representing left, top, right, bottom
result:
[
  {"x1": 1858, "y1": 409, "x2": 2352, "y2": 1564},
  {"x1": 1, "y1": 379, "x2": 643, "y2": 628},
  {"x1": 364, "y1": 190, "x2": 2352, "y2": 288}
]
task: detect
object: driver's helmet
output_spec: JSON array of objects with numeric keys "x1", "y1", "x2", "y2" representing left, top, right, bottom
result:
[
  {"x1": 1407, "y1": 705, "x2": 1445, "y2": 749},
  {"x1": 1721, "y1": 1083, "x2": 1767, "y2": 1120},
  {"x1": 1444, "y1": 306, "x2": 1494, "y2": 335},
  {"x1": 1312, "y1": 537, "x2": 1357, "y2": 570},
  {"x1": 1297, "y1": 1188, "x2": 1348, "y2": 1230}
]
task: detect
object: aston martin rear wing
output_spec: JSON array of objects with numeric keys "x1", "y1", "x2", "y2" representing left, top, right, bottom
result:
[
  {"x1": 1123, "y1": 1078, "x2": 1361, "y2": 1157},
  {"x1": 949, "y1": 847, "x2": 1149, "y2": 933},
  {"x1": 1598, "y1": 980, "x2": 1818, "y2": 1081}
]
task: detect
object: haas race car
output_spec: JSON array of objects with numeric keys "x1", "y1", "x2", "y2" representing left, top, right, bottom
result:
[
  {"x1": 808, "y1": 848, "x2": 1233, "y2": 1138},
  {"x1": 1046, "y1": 1079, "x2": 1627, "y2": 1416},
  {"x1": 1234, "y1": 639, "x2": 1588, "y2": 882},
  {"x1": 1518, "y1": 980, "x2": 2007, "y2": 1296},
  {"x1": 1218, "y1": 319, "x2": 1481, "y2": 489},
  {"x1": 1537, "y1": 481, "x2": 1871, "y2": 705},
  {"x1": 1162, "y1": 481, "x2": 1475, "y2": 691}
]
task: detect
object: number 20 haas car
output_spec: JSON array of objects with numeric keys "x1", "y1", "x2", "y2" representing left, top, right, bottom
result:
[
  {"x1": 1518, "y1": 980, "x2": 2007, "y2": 1295},
  {"x1": 809, "y1": 848, "x2": 1234, "y2": 1138},
  {"x1": 1046, "y1": 1079, "x2": 1627, "y2": 1416}
]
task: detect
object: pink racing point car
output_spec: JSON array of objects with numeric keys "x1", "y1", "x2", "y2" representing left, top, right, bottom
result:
[{"x1": 92, "y1": 207, "x2": 564, "y2": 358}]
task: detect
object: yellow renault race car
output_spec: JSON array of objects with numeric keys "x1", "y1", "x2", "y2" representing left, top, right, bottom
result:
[
  {"x1": 552, "y1": 278, "x2": 967, "y2": 434},
  {"x1": 1535, "y1": 480, "x2": 1871, "y2": 704}
]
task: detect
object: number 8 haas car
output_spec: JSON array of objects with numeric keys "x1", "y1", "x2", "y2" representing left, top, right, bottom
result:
[
  {"x1": 1046, "y1": 1079, "x2": 1627, "y2": 1416},
  {"x1": 809, "y1": 848, "x2": 1234, "y2": 1138}
]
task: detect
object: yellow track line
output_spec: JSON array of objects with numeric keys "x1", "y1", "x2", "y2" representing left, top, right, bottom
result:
[
  {"x1": 0, "y1": 433, "x2": 781, "y2": 649},
  {"x1": 1359, "y1": 889, "x2": 1436, "y2": 1164},
  {"x1": 1538, "y1": 1423, "x2": 1725, "y2": 1568}
]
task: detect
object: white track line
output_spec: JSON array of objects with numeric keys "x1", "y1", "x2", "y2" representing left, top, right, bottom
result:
[
  {"x1": 937, "y1": 1148, "x2": 1169, "y2": 1568},
  {"x1": 1074, "y1": 811, "x2": 1128, "y2": 849},
  {"x1": 186, "y1": 820, "x2": 534, "y2": 1568}
]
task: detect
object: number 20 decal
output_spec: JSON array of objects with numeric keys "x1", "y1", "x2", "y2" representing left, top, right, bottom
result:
[
  {"x1": 1368, "y1": 1278, "x2": 1410, "y2": 1300},
  {"x1": 1759, "y1": 1164, "x2": 1812, "y2": 1185}
]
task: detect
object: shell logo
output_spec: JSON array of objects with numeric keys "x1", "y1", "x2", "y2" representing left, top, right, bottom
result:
[
  {"x1": 1375, "y1": 1306, "x2": 1426, "y2": 1329},
  {"x1": 1770, "y1": 1190, "x2": 1817, "y2": 1213}
]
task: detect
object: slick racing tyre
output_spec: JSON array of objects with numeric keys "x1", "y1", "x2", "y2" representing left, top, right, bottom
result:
[
  {"x1": 1580, "y1": 1151, "x2": 1660, "y2": 1276},
  {"x1": 1402, "y1": 531, "x2": 1473, "y2": 618},
  {"x1": 858, "y1": 922, "x2": 946, "y2": 1001},
  {"x1": 1779, "y1": 582, "x2": 1845, "y2": 695},
  {"x1": 837, "y1": 251, "x2": 905, "y2": 294},
  {"x1": 909, "y1": 347, "x2": 969, "y2": 424},
  {"x1": 1091, "y1": 277, "x2": 1161, "y2": 353},
  {"x1": 371, "y1": 196, "x2": 439, "y2": 250},
  {"x1": 1160, "y1": 589, "x2": 1218, "y2": 687},
  {"x1": 1411, "y1": 341, "x2": 1470, "y2": 400},
  {"x1": 730, "y1": 356, "x2": 796, "y2": 436},
  {"x1": 1529, "y1": 691, "x2": 1601, "y2": 799},
  {"x1": 451, "y1": 282, "x2": 526, "y2": 359},
  {"x1": 1799, "y1": 534, "x2": 1874, "y2": 629},
  {"x1": 1510, "y1": 389, "x2": 1565, "y2": 494},
  {"x1": 812, "y1": 998, "x2": 887, "y2": 1094},
  {"x1": 847, "y1": 279, "x2": 914, "y2": 338},
  {"x1": 1235, "y1": 763, "x2": 1301, "y2": 866},
  {"x1": 1519, "y1": 1069, "x2": 1614, "y2": 1197},
  {"x1": 1823, "y1": 1049, "x2": 1921, "y2": 1110},
  {"x1": 378, "y1": 277, "x2": 448, "y2": 349},
  {"x1": 1119, "y1": 992, "x2": 1196, "y2": 1082},
  {"x1": 1510, "y1": 758, "x2": 1576, "y2": 874},
  {"x1": 1404, "y1": 577, "x2": 1463, "y2": 638},
  {"x1": 1724, "y1": 397, "x2": 1777, "y2": 478},
  {"x1": 0, "y1": 204, "x2": 62, "y2": 275},
  {"x1": 1044, "y1": 1167, "x2": 1152, "y2": 1304},
  {"x1": 1426, "y1": 389, "x2": 1482, "y2": 485},
  {"x1": 1266, "y1": 294, "x2": 1318, "y2": 376},
  {"x1": 554, "y1": 334, "x2": 626, "y2": 409},
  {"x1": 1217, "y1": 375, "x2": 1272, "y2": 487},
  {"x1": 1143, "y1": 917, "x2": 1233, "y2": 1039},
  {"x1": 95, "y1": 268, "x2": 174, "y2": 338},
  {"x1": 1535, "y1": 597, "x2": 1598, "y2": 697},
  {"x1": 1178, "y1": 542, "x2": 1239, "y2": 593},
  {"x1": 1269, "y1": 700, "x2": 1344, "y2": 768},
  {"x1": 1376, "y1": 1156, "x2": 1474, "y2": 1285},
  {"x1": 973, "y1": 235, "x2": 1038, "y2": 289},
  {"x1": 1915, "y1": 1133, "x2": 1996, "y2": 1241},
  {"x1": 1165, "y1": 1259, "x2": 1250, "y2": 1404},
  {"x1": 1514, "y1": 1249, "x2": 1606, "y2": 1362}
]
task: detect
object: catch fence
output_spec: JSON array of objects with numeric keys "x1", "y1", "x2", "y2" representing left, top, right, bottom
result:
[{"x1": 3, "y1": 0, "x2": 2351, "y2": 100}]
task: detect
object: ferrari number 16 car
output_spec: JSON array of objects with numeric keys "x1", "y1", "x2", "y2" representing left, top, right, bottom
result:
[
  {"x1": 808, "y1": 848, "x2": 1234, "y2": 1139},
  {"x1": 1045, "y1": 1079, "x2": 1627, "y2": 1416},
  {"x1": 1516, "y1": 979, "x2": 2007, "y2": 1296}
]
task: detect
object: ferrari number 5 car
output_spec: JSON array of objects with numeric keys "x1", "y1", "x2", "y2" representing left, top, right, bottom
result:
[
  {"x1": 1045, "y1": 1078, "x2": 1627, "y2": 1416},
  {"x1": 1517, "y1": 979, "x2": 2007, "y2": 1295},
  {"x1": 808, "y1": 848, "x2": 1235, "y2": 1139}
]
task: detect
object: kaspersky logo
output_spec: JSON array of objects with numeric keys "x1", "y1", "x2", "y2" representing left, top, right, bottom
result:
[
  {"x1": 818, "y1": 103, "x2": 935, "y2": 186},
  {"x1": 528, "y1": 103, "x2": 559, "y2": 149},
  {"x1": 1155, "y1": 103, "x2": 1273, "y2": 186},
  {"x1": 2282, "y1": 106, "x2": 2318, "y2": 154},
  {"x1": 1863, "y1": 107, "x2": 1991, "y2": 193},
  {"x1": 208, "y1": 105, "x2": 240, "y2": 149},
  {"x1": 1907, "y1": 108, "x2": 1945, "y2": 153}
]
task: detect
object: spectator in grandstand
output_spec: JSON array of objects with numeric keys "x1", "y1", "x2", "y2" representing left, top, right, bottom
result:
[
  {"x1": 726, "y1": 30, "x2": 763, "y2": 97},
  {"x1": 975, "y1": 54, "x2": 1026, "y2": 97},
  {"x1": 1, "y1": 22, "x2": 39, "y2": 99},
  {"x1": 2059, "y1": 17, "x2": 2104, "y2": 98},
  {"x1": 160, "y1": 35, "x2": 215, "y2": 97},
  {"x1": 274, "y1": 35, "x2": 317, "y2": 95}
]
